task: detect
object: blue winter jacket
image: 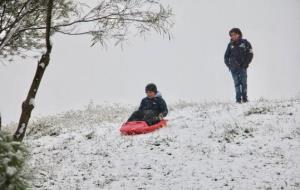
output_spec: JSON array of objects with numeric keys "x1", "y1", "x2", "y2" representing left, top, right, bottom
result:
[
  {"x1": 224, "y1": 39, "x2": 253, "y2": 72},
  {"x1": 138, "y1": 92, "x2": 168, "y2": 117}
]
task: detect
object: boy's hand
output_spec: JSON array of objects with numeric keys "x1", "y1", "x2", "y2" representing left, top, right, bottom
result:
[
  {"x1": 158, "y1": 113, "x2": 164, "y2": 120},
  {"x1": 243, "y1": 63, "x2": 249, "y2": 68}
]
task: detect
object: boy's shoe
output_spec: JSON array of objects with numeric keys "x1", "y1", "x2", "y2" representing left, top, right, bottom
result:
[
  {"x1": 236, "y1": 100, "x2": 242, "y2": 104},
  {"x1": 242, "y1": 98, "x2": 248, "y2": 103}
]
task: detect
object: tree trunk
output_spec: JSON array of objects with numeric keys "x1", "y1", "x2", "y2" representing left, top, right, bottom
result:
[
  {"x1": 13, "y1": 0, "x2": 54, "y2": 141},
  {"x1": 13, "y1": 54, "x2": 50, "y2": 140}
]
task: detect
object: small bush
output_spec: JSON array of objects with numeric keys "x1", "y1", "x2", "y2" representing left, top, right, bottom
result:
[
  {"x1": 0, "y1": 132, "x2": 28, "y2": 190},
  {"x1": 245, "y1": 106, "x2": 271, "y2": 116}
]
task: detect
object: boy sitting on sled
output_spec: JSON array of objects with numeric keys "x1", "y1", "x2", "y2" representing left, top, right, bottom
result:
[{"x1": 127, "y1": 83, "x2": 168, "y2": 125}]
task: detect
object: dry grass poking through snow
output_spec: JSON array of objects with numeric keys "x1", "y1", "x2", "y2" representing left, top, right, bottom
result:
[{"x1": 4, "y1": 98, "x2": 300, "y2": 189}]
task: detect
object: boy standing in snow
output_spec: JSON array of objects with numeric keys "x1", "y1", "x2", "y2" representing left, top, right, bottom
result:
[
  {"x1": 127, "y1": 83, "x2": 168, "y2": 125},
  {"x1": 224, "y1": 28, "x2": 253, "y2": 103}
]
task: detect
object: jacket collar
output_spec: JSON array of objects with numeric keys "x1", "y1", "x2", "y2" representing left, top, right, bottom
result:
[{"x1": 231, "y1": 38, "x2": 243, "y2": 45}]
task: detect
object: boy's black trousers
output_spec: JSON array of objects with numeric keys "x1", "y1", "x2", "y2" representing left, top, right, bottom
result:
[{"x1": 127, "y1": 110, "x2": 160, "y2": 126}]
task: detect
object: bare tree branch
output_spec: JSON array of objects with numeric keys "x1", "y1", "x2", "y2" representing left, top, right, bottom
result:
[{"x1": 0, "y1": 0, "x2": 173, "y2": 60}]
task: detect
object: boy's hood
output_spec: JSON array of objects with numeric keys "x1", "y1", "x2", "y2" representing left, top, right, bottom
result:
[
  {"x1": 155, "y1": 91, "x2": 162, "y2": 98},
  {"x1": 146, "y1": 91, "x2": 162, "y2": 99}
]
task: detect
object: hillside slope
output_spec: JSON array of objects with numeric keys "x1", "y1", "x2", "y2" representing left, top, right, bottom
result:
[{"x1": 14, "y1": 99, "x2": 300, "y2": 189}]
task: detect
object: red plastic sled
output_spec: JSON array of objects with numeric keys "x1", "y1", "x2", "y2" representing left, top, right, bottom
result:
[{"x1": 120, "y1": 120, "x2": 167, "y2": 135}]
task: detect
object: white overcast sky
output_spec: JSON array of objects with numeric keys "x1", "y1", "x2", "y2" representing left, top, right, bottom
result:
[{"x1": 1, "y1": 0, "x2": 300, "y2": 124}]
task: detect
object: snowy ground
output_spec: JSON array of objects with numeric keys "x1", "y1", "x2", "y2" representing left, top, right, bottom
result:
[{"x1": 5, "y1": 98, "x2": 300, "y2": 189}]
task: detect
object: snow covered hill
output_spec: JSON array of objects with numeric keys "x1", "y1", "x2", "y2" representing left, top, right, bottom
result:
[{"x1": 7, "y1": 98, "x2": 300, "y2": 189}]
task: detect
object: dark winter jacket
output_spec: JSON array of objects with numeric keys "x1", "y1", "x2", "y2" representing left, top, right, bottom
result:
[
  {"x1": 224, "y1": 39, "x2": 253, "y2": 71},
  {"x1": 138, "y1": 92, "x2": 168, "y2": 117}
]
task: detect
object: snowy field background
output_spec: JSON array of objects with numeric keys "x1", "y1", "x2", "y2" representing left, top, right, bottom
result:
[{"x1": 4, "y1": 98, "x2": 300, "y2": 190}]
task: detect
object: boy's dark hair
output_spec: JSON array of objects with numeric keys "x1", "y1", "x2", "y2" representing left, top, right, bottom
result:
[
  {"x1": 145, "y1": 83, "x2": 157, "y2": 93},
  {"x1": 229, "y1": 28, "x2": 243, "y2": 38}
]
